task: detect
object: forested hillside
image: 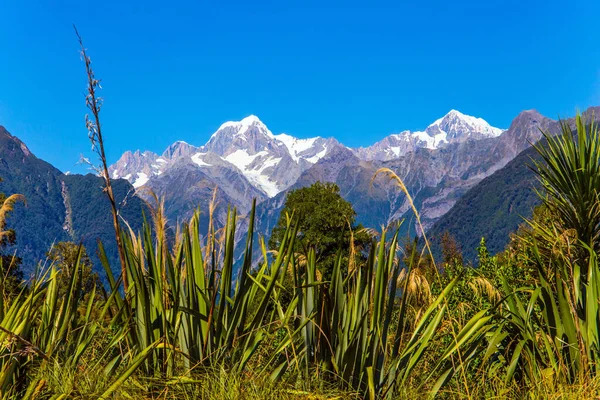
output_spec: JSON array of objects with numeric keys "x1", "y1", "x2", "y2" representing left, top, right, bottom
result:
[{"x1": 0, "y1": 126, "x2": 145, "y2": 276}]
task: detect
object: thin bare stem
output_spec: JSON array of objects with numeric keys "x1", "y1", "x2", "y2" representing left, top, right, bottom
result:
[{"x1": 74, "y1": 25, "x2": 129, "y2": 291}]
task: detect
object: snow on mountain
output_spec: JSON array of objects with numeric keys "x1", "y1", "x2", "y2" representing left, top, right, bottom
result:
[
  {"x1": 272, "y1": 133, "x2": 335, "y2": 165},
  {"x1": 133, "y1": 172, "x2": 149, "y2": 188},
  {"x1": 200, "y1": 116, "x2": 340, "y2": 196},
  {"x1": 427, "y1": 109, "x2": 503, "y2": 140},
  {"x1": 109, "y1": 150, "x2": 162, "y2": 188},
  {"x1": 109, "y1": 110, "x2": 502, "y2": 197},
  {"x1": 305, "y1": 146, "x2": 329, "y2": 164},
  {"x1": 224, "y1": 150, "x2": 282, "y2": 197},
  {"x1": 190, "y1": 152, "x2": 212, "y2": 167},
  {"x1": 109, "y1": 115, "x2": 338, "y2": 198},
  {"x1": 274, "y1": 134, "x2": 316, "y2": 162},
  {"x1": 355, "y1": 110, "x2": 504, "y2": 161},
  {"x1": 215, "y1": 115, "x2": 270, "y2": 138},
  {"x1": 200, "y1": 116, "x2": 292, "y2": 195}
]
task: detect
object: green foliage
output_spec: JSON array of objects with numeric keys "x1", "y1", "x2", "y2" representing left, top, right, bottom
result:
[
  {"x1": 0, "y1": 194, "x2": 479, "y2": 398},
  {"x1": 269, "y1": 181, "x2": 371, "y2": 279},
  {"x1": 264, "y1": 224, "x2": 468, "y2": 398},
  {"x1": 0, "y1": 244, "x2": 157, "y2": 399},
  {"x1": 100, "y1": 200, "x2": 297, "y2": 377},
  {"x1": 435, "y1": 112, "x2": 600, "y2": 391},
  {"x1": 0, "y1": 134, "x2": 146, "y2": 279},
  {"x1": 60, "y1": 174, "x2": 146, "y2": 279},
  {"x1": 532, "y1": 114, "x2": 600, "y2": 250}
]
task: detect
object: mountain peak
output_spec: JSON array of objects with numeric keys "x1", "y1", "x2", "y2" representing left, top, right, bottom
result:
[
  {"x1": 162, "y1": 140, "x2": 198, "y2": 159},
  {"x1": 447, "y1": 109, "x2": 465, "y2": 117},
  {"x1": 428, "y1": 110, "x2": 503, "y2": 139},
  {"x1": 217, "y1": 115, "x2": 268, "y2": 133},
  {"x1": 0, "y1": 125, "x2": 33, "y2": 157},
  {"x1": 241, "y1": 115, "x2": 261, "y2": 124},
  {"x1": 508, "y1": 109, "x2": 545, "y2": 129}
]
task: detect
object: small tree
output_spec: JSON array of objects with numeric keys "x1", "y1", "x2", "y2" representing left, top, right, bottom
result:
[
  {"x1": 440, "y1": 231, "x2": 463, "y2": 267},
  {"x1": 269, "y1": 181, "x2": 370, "y2": 279}
]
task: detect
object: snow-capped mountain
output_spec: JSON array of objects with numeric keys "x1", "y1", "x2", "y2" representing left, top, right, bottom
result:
[
  {"x1": 428, "y1": 109, "x2": 503, "y2": 140},
  {"x1": 110, "y1": 150, "x2": 163, "y2": 188},
  {"x1": 200, "y1": 116, "x2": 300, "y2": 196},
  {"x1": 354, "y1": 110, "x2": 504, "y2": 161},
  {"x1": 111, "y1": 141, "x2": 201, "y2": 188},
  {"x1": 273, "y1": 133, "x2": 334, "y2": 165},
  {"x1": 110, "y1": 110, "x2": 503, "y2": 196},
  {"x1": 197, "y1": 115, "x2": 341, "y2": 196},
  {"x1": 109, "y1": 115, "x2": 341, "y2": 198}
]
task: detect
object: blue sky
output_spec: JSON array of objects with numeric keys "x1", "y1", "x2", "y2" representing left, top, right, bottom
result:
[{"x1": 1, "y1": 0, "x2": 599, "y2": 173}]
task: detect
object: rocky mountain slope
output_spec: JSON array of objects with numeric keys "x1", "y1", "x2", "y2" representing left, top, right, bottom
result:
[
  {"x1": 109, "y1": 115, "x2": 345, "y2": 224},
  {"x1": 257, "y1": 109, "x2": 552, "y2": 234},
  {"x1": 427, "y1": 107, "x2": 600, "y2": 260},
  {"x1": 244, "y1": 106, "x2": 585, "y2": 260}
]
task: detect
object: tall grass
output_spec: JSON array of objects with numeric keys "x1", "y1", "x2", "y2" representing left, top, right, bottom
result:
[
  {"x1": 0, "y1": 246, "x2": 155, "y2": 399},
  {"x1": 0, "y1": 189, "x2": 475, "y2": 399},
  {"x1": 100, "y1": 200, "x2": 299, "y2": 377},
  {"x1": 265, "y1": 223, "x2": 467, "y2": 398}
]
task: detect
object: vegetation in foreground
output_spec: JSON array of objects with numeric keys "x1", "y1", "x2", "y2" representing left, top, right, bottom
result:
[{"x1": 2, "y1": 36, "x2": 600, "y2": 398}]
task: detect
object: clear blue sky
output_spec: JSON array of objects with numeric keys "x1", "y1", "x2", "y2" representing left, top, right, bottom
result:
[{"x1": 1, "y1": 0, "x2": 599, "y2": 173}]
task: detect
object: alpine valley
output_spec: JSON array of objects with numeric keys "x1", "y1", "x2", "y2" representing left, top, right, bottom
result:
[{"x1": 3, "y1": 106, "x2": 598, "y2": 277}]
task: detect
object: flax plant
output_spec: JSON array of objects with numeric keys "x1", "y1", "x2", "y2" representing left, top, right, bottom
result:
[{"x1": 479, "y1": 113, "x2": 600, "y2": 386}]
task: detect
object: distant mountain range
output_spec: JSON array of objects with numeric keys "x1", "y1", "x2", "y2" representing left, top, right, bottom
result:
[
  {"x1": 108, "y1": 109, "x2": 516, "y2": 234},
  {"x1": 108, "y1": 106, "x2": 566, "y2": 242},
  {"x1": 2, "y1": 106, "x2": 598, "y2": 277},
  {"x1": 110, "y1": 110, "x2": 506, "y2": 197}
]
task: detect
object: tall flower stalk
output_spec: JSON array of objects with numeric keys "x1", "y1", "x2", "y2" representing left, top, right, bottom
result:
[{"x1": 74, "y1": 26, "x2": 129, "y2": 291}]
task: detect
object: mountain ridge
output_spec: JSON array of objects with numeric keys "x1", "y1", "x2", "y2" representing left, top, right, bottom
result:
[
  {"x1": 109, "y1": 109, "x2": 505, "y2": 199},
  {"x1": 427, "y1": 106, "x2": 600, "y2": 260},
  {"x1": 106, "y1": 108, "x2": 587, "y2": 248}
]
